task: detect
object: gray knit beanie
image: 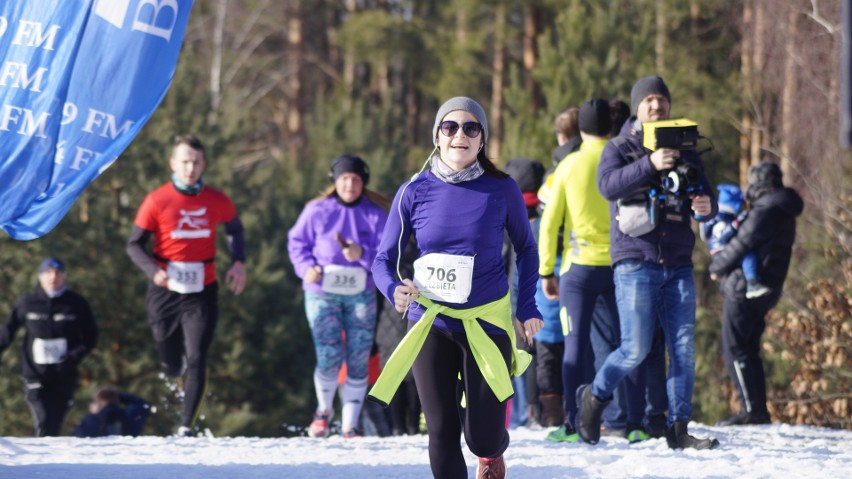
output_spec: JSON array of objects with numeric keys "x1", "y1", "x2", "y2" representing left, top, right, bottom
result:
[
  {"x1": 630, "y1": 76, "x2": 671, "y2": 113},
  {"x1": 432, "y1": 97, "x2": 489, "y2": 145}
]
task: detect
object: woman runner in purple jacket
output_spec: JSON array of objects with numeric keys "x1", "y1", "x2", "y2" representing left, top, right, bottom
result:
[{"x1": 287, "y1": 155, "x2": 389, "y2": 438}]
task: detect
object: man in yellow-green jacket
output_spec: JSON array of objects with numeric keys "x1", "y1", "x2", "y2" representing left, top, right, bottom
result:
[{"x1": 538, "y1": 99, "x2": 632, "y2": 443}]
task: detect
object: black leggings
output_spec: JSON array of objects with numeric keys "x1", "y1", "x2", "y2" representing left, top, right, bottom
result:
[
  {"x1": 412, "y1": 327, "x2": 512, "y2": 479},
  {"x1": 390, "y1": 376, "x2": 421, "y2": 435},
  {"x1": 147, "y1": 282, "x2": 219, "y2": 428}
]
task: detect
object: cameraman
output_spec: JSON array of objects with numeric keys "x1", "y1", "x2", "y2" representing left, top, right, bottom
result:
[{"x1": 575, "y1": 76, "x2": 719, "y2": 450}]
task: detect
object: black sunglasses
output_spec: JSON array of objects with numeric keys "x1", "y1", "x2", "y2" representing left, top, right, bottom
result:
[{"x1": 440, "y1": 121, "x2": 483, "y2": 138}]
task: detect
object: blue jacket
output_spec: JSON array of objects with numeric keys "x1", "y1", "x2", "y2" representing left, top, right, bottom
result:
[
  {"x1": 597, "y1": 119, "x2": 717, "y2": 267},
  {"x1": 73, "y1": 393, "x2": 150, "y2": 437}
]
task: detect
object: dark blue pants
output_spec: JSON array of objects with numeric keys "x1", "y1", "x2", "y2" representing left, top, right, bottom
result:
[{"x1": 558, "y1": 264, "x2": 620, "y2": 427}]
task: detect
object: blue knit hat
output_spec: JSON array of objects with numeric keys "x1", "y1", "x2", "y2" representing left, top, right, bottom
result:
[
  {"x1": 716, "y1": 184, "x2": 744, "y2": 216},
  {"x1": 432, "y1": 97, "x2": 489, "y2": 146},
  {"x1": 39, "y1": 257, "x2": 65, "y2": 273}
]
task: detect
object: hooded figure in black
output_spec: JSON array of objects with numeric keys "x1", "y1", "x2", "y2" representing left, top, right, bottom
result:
[{"x1": 709, "y1": 161, "x2": 804, "y2": 426}]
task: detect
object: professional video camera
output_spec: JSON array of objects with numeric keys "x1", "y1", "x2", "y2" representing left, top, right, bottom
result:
[
  {"x1": 642, "y1": 118, "x2": 699, "y2": 151},
  {"x1": 661, "y1": 162, "x2": 701, "y2": 195},
  {"x1": 642, "y1": 118, "x2": 706, "y2": 196}
]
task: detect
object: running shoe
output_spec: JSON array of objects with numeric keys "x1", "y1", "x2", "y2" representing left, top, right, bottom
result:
[
  {"x1": 627, "y1": 429, "x2": 650, "y2": 444},
  {"x1": 545, "y1": 424, "x2": 579, "y2": 443},
  {"x1": 307, "y1": 410, "x2": 332, "y2": 438},
  {"x1": 476, "y1": 455, "x2": 506, "y2": 479}
]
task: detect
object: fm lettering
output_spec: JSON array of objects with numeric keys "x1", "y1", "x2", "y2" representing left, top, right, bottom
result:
[
  {"x1": 0, "y1": 61, "x2": 48, "y2": 92},
  {"x1": 82, "y1": 109, "x2": 135, "y2": 139},
  {"x1": 12, "y1": 20, "x2": 60, "y2": 51}
]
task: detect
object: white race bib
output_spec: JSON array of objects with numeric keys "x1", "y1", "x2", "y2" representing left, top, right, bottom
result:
[
  {"x1": 32, "y1": 338, "x2": 67, "y2": 365},
  {"x1": 167, "y1": 261, "x2": 205, "y2": 294},
  {"x1": 321, "y1": 264, "x2": 367, "y2": 295},
  {"x1": 413, "y1": 253, "x2": 474, "y2": 304}
]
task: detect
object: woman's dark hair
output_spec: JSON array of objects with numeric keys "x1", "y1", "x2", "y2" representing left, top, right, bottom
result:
[{"x1": 478, "y1": 150, "x2": 509, "y2": 179}]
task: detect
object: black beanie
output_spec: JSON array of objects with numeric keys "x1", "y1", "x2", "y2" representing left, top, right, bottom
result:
[
  {"x1": 578, "y1": 99, "x2": 612, "y2": 136},
  {"x1": 504, "y1": 158, "x2": 545, "y2": 193},
  {"x1": 747, "y1": 160, "x2": 783, "y2": 188},
  {"x1": 630, "y1": 76, "x2": 671, "y2": 113},
  {"x1": 329, "y1": 154, "x2": 370, "y2": 185},
  {"x1": 745, "y1": 160, "x2": 783, "y2": 201}
]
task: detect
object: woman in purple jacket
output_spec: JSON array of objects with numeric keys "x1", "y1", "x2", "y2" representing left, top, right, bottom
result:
[
  {"x1": 370, "y1": 97, "x2": 543, "y2": 479},
  {"x1": 287, "y1": 154, "x2": 389, "y2": 438}
]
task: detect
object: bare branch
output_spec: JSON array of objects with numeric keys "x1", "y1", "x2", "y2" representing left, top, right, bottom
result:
[{"x1": 806, "y1": 0, "x2": 839, "y2": 35}]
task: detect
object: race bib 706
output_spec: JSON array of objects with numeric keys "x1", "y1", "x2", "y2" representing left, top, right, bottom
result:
[{"x1": 413, "y1": 253, "x2": 474, "y2": 304}]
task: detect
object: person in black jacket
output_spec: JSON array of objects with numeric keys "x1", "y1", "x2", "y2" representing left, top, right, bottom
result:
[
  {"x1": 709, "y1": 161, "x2": 804, "y2": 426},
  {"x1": 0, "y1": 257, "x2": 98, "y2": 436}
]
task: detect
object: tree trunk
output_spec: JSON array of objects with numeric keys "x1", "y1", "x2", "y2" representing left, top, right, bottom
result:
[
  {"x1": 490, "y1": 2, "x2": 506, "y2": 162},
  {"x1": 457, "y1": 9, "x2": 467, "y2": 43},
  {"x1": 689, "y1": 0, "x2": 699, "y2": 76},
  {"x1": 208, "y1": 0, "x2": 228, "y2": 127},
  {"x1": 740, "y1": 0, "x2": 754, "y2": 186},
  {"x1": 780, "y1": 9, "x2": 799, "y2": 183},
  {"x1": 286, "y1": 8, "x2": 304, "y2": 162},
  {"x1": 405, "y1": 74, "x2": 420, "y2": 149},
  {"x1": 524, "y1": 1, "x2": 542, "y2": 111},
  {"x1": 343, "y1": 0, "x2": 356, "y2": 111},
  {"x1": 655, "y1": 0, "x2": 666, "y2": 73},
  {"x1": 751, "y1": 0, "x2": 766, "y2": 167},
  {"x1": 377, "y1": 63, "x2": 389, "y2": 99}
]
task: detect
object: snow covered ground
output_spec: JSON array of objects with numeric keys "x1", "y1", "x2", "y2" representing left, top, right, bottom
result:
[{"x1": 0, "y1": 422, "x2": 849, "y2": 478}]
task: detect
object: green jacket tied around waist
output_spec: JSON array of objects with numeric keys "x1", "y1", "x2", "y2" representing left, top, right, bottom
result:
[{"x1": 368, "y1": 293, "x2": 532, "y2": 406}]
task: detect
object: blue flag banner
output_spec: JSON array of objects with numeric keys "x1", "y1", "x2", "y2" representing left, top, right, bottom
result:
[{"x1": 0, "y1": 0, "x2": 193, "y2": 240}]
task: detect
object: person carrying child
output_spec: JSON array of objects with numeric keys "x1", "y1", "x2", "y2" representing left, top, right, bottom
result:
[{"x1": 700, "y1": 184, "x2": 771, "y2": 299}]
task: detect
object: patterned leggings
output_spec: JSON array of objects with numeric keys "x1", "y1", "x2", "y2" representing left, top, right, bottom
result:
[{"x1": 304, "y1": 289, "x2": 377, "y2": 379}]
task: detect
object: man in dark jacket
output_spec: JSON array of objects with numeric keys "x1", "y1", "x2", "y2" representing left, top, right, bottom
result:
[
  {"x1": 576, "y1": 76, "x2": 720, "y2": 450},
  {"x1": 0, "y1": 257, "x2": 98, "y2": 436},
  {"x1": 709, "y1": 161, "x2": 804, "y2": 426}
]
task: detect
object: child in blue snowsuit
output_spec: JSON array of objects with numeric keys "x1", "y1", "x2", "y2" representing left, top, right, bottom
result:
[{"x1": 701, "y1": 184, "x2": 771, "y2": 299}]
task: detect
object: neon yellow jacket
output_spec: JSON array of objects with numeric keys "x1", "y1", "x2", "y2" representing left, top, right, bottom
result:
[
  {"x1": 539, "y1": 138, "x2": 611, "y2": 276},
  {"x1": 368, "y1": 294, "x2": 531, "y2": 406}
]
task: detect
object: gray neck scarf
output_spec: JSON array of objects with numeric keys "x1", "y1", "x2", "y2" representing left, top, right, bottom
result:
[{"x1": 430, "y1": 156, "x2": 485, "y2": 184}]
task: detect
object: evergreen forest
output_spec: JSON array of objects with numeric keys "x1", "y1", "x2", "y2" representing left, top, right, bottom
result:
[{"x1": 0, "y1": 0, "x2": 849, "y2": 436}]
